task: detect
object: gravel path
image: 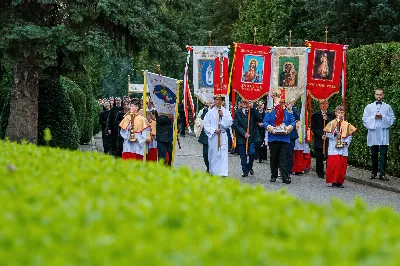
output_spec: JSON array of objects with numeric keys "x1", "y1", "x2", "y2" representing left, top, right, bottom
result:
[{"x1": 174, "y1": 134, "x2": 400, "y2": 212}]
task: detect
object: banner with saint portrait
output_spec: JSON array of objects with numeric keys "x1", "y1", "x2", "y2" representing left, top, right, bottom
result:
[
  {"x1": 192, "y1": 46, "x2": 229, "y2": 104},
  {"x1": 306, "y1": 41, "x2": 345, "y2": 100},
  {"x1": 270, "y1": 47, "x2": 308, "y2": 104},
  {"x1": 231, "y1": 43, "x2": 272, "y2": 100},
  {"x1": 145, "y1": 71, "x2": 179, "y2": 116}
]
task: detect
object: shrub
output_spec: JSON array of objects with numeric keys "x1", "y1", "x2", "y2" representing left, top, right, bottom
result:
[
  {"x1": 37, "y1": 78, "x2": 79, "y2": 150},
  {"x1": 70, "y1": 74, "x2": 94, "y2": 144},
  {"x1": 61, "y1": 76, "x2": 86, "y2": 140},
  {"x1": 1, "y1": 142, "x2": 400, "y2": 265},
  {"x1": 92, "y1": 97, "x2": 102, "y2": 135},
  {"x1": 0, "y1": 93, "x2": 11, "y2": 139}
]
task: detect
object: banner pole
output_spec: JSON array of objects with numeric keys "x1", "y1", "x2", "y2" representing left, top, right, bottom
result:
[
  {"x1": 142, "y1": 70, "x2": 147, "y2": 162},
  {"x1": 171, "y1": 80, "x2": 182, "y2": 168}
]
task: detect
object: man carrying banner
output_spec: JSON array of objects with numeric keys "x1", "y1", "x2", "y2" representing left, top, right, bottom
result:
[
  {"x1": 264, "y1": 88, "x2": 296, "y2": 184},
  {"x1": 233, "y1": 99, "x2": 262, "y2": 177}
]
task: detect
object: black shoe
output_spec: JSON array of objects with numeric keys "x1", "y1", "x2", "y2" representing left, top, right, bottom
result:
[
  {"x1": 318, "y1": 174, "x2": 324, "y2": 179},
  {"x1": 336, "y1": 184, "x2": 344, "y2": 188},
  {"x1": 258, "y1": 159, "x2": 262, "y2": 163},
  {"x1": 370, "y1": 173, "x2": 377, "y2": 179},
  {"x1": 332, "y1": 183, "x2": 337, "y2": 187},
  {"x1": 379, "y1": 175, "x2": 389, "y2": 181},
  {"x1": 270, "y1": 178, "x2": 277, "y2": 182},
  {"x1": 304, "y1": 169, "x2": 310, "y2": 174},
  {"x1": 283, "y1": 179, "x2": 291, "y2": 184},
  {"x1": 249, "y1": 169, "x2": 254, "y2": 175},
  {"x1": 242, "y1": 173, "x2": 248, "y2": 177}
]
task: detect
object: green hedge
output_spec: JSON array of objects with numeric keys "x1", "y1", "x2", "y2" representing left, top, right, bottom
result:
[
  {"x1": 92, "y1": 97, "x2": 102, "y2": 135},
  {"x1": 37, "y1": 78, "x2": 79, "y2": 150},
  {"x1": 343, "y1": 42, "x2": 400, "y2": 175},
  {"x1": 0, "y1": 142, "x2": 400, "y2": 264},
  {"x1": 61, "y1": 76, "x2": 86, "y2": 140},
  {"x1": 70, "y1": 74, "x2": 94, "y2": 144}
]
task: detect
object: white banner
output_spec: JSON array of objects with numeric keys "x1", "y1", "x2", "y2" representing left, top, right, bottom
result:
[
  {"x1": 145, "y1": 72, "x2": 179, "y2": 116},
  {"x1": 270, "y1": 47, "x2": 308, "y2": 104},
  {"x1": 192, "y1": 46, "x2": 229, "y2": 104}
]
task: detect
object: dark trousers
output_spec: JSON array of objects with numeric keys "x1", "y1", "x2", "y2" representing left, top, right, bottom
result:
[
  {"x1": 202, "y1": 144, "x2": 209, "y2": 172},
  {"x1": 288, "y1": 139, "x2": 296, "y2": 172},
  {"x1": 102, "y1": 128, "x2": 111, "y2": 154},
  {"x1": 237, "y1": 143, "x2": 256, "y2": 174},
  {"x1": 269, "y1": 141, "x2": 290, "y2": 181},
  {"x1": 371, "y1": 145, "x2": 388, "y2": 177},
  {"x1": 227, "y1": 130, "x2": 233, "y2": 151},
  {"x1": 180, "y1": 118, "x2": 186, "y2": 136},
  {"x1": 255, "y1": 141, "x2": 267, "y2": 162},
  {"x1": 314, "y1": 148, "x2": 326, "y2": 178},
  {"x1": 158, "y1": 141, "x2": 173, "y2": 166},
  {"x1": 110, "y1": 129, "x2": 118, "y2": 155}
]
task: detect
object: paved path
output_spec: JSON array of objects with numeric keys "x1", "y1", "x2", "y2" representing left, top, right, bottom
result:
[{"x1": 174, "y1": 135, "x2": 400, "y2": 212}]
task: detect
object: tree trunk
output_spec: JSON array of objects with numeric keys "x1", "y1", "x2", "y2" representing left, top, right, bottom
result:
[{"x1": 6, "y1": 59, "x2": 39, "y2": 144}]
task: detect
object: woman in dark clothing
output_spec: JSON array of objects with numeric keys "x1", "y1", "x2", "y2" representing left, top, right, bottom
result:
[
  {"x1": 106, "y1": 98, "x2": 120, "y2": 156},
  {"x1": 114, "y1": 100, "x2": 130, "y2": 157},
  {"x1": 255, "y1": 101, "x2": 267, "y2": 163},
  {"x1": 99, "y1": 102, "x2": 111, "y2": 154}
]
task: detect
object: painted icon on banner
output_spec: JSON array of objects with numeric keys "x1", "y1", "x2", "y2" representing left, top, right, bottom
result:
[
  {"x1": 198, "y1": 59, "x2": 214, "y2": 87},
  {"x1": 242, "y1": 55, "x2": 264, "y2": 83},
  {"x1": 279, "y1": 56, "x2": 299, "y2": 87},
  {"x1": 312, "y1": 49, "x2": 336, "y2": 80},
  {"x1": 152, "y1": 84, "x2": 176, "y2": 104}
]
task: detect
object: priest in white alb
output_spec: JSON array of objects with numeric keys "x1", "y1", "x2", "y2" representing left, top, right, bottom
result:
[
  {"x1": 362, "y1": 89, "x2": 396, "y2": 181},
  {"x1": 203, "y1": 96, "x2": 233, "y2": 177}
]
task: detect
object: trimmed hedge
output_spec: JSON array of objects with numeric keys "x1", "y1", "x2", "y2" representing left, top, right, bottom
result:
[
  {"x1": 70, "y1": 74, "x2": 94, "y2": 144},
  {"x1": 92, "y1": 97, "x2": 102, "y2": 135},
  {"x1": 344, "y1": 42, "x2": 400, "y2": 175},
  {"x1": 0, "y1": 142, "x2": 400, "y2": 265},
  {"x1": 61, "y1": 76, "x2": 86, "y2": 140},
  {"x1": 37, "y1": 78, "x2": 79, "y2": 150}
]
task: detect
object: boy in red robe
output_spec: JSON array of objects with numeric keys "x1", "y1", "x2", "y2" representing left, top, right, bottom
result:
[{"x1": 323, "y1": 106, "x2": 357, "y2": 188}]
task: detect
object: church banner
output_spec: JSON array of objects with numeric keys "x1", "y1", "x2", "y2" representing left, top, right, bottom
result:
[
  {"x1": 306, "y1": 41, "x2": 344, "y2": 100},
  {"x1": 145, "y1": 71, "x2": 179, "y2": 116},
  {"x1": 193, "y1": 46, "x2": 229, "y2": 104},
  {"x1": 270, "y1": 47, "x2": 308, "y2": 104},
  {"x1": 231, "y1": 43, "x2": 272, "y2": 101}
]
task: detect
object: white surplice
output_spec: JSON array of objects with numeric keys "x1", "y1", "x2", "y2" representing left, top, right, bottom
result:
[
  {"x1": 203, "y1": 106, "x2": 233, "y2": 177},
  {"x1": 362, "y1": 102, "x2": 396, "y2": 146},
  {"x1": 120, "y1": 126, "x2": 148, "y2": 156}
]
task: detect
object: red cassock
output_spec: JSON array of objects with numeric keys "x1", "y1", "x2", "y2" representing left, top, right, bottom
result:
[
  {"x1": 122, "y1": 152, "x2": 144, "y2": 161},
  {"x1": 303, "y1": 153, "x2": 311, "y2": 171},
  {"x1": 291, "y1": 150, "x2": 304, "y2": 173},
  {"x1": 147, "y1": 148, "x2": 158, "y2": 162},
  {"x1": 326, "y1": 155, "x2": 348, "y2": 184}
]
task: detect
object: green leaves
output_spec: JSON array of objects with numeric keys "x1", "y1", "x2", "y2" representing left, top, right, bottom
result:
[{"x1": 1, "y1": 141, "x2": 400, "y2": 264}]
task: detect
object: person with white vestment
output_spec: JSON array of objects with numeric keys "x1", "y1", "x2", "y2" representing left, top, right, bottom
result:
[
  {"x1": 203, "y1": 96, "x2": 233, "y2": 177},
  {"x1": 362, "y1": 89, "x2": 396, "y2": 181}
]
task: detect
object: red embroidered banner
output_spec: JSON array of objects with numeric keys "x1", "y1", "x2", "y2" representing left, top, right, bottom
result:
[
  {"x1": 231, "y1": 43, "x2": 272, "y2": 100},
  {"x1": 306, "y1": 41, "x2": 344, "y2": 100},
  {"x1": 214, "y1": 56, "x2": 229, "y2": 96}
]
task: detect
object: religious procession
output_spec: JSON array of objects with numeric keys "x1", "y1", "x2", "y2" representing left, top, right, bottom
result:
[{"x1": 96, "y1": 33, "x2": 396, "y2": 190}]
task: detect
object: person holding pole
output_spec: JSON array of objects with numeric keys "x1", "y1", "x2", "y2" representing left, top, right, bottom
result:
[
  {"x1": 311, "y1": 99, "x2": 335, "y2": 179},
  {"x1": 203, "y1": 96, "x2": 233, "y2": 177},
  {"x1": 233, "y1": 99, "x2": 262, "y2": 177}
]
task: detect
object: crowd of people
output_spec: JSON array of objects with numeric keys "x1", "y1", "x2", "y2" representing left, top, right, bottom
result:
[
  {"x1": 98, "y1": 88, "x2": 396, "y2": 188},
  {"x1": 194, "y1": 89, "x2": 395, "y2": 188}
]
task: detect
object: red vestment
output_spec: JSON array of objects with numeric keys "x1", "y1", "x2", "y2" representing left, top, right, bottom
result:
[
  {"x1": 147, "y1": 148, "x2": 158, "y2": 162},
  {"x1": 326, "y1": 155, "x2": 348, "y2": 184},
  {"x1": 291, "y1": 150, "x2": 304, "y2": 172},
  {"x1": 122, "y1": 152, "x2": 144, "y2": 161}
]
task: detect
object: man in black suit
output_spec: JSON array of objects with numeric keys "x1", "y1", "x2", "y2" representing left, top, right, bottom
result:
[
  {"x1": 156, "y1": 113, "x2": 174, "y2": 166},
  {"x1": 311, "y1": 100, "x2": 335, "y2": 179},
  {"x1": 198, "y1": 104, "x2": 210, "y2": 172},
  {"x1": 233, "y1": 99, "x2": 262, "y2": 177}
]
